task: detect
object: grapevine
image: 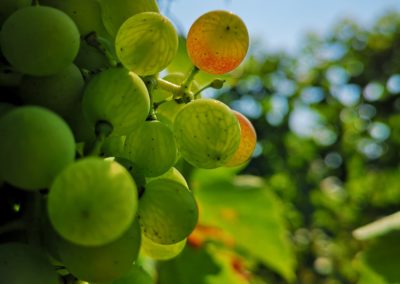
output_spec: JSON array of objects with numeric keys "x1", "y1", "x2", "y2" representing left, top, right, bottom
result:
[{"x1": 0, "y1": 1, "x2": 255, "y2": 283}]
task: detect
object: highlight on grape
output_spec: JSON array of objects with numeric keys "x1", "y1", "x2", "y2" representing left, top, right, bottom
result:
[{"x1": 0, "y1": 0, "x2": 255, "y2": 282}]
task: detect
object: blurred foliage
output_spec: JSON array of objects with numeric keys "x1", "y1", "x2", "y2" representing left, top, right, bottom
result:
[{"x1": 161, "y1": 10, "x2": 400, "y2": 284}]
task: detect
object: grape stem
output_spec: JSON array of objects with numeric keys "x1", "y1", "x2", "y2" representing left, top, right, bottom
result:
[
  {"x1": 143, "y1": 76, "x2": 158, "y2": 121},
  {"x1": 181, "y1": 65, "x2": 199, "y2": 94},
  {"x1": 156, "y1": 78, "x2": 181, "y2": 95},
  {"x1": 153, "y1": 97, "x2": 174, "y2": 110},
  {"x1": 193, "y1": 79, "x2": 226, "y2": 99},
  {"x1": 84, "y1": 32, "x2": 118, "y2": 67},
  {"x1": 87, "y1": 121, "x2": 113, "y2": 156},
  {"x1": 155, "y1": 66, "x2": 200, "y2": 102}
]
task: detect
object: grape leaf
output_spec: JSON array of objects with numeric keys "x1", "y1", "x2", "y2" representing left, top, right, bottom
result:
[
  {"x1": 358, "y1": 230, "x2": 400, "y2": 283},
  {"x1": 158, "y1": 244, "x2": 248, "y2": 284},
  {"x1": 355, "y1": 256, "x2": 387, "y2": 284},
  {"x1": 157, "y1": 245, "x2": 221, "y2": 284},
  {"x1": 191, "y1": 168, "x2": 296, "y2": 282}
]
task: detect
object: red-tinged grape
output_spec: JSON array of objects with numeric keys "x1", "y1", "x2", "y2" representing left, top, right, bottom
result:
[
  {"x1": 224, "y1": 111, "x2": 257, "y2": 167},
  {"x1": 0, "y1": 6, "x2": 80, "y2": 76},
  {"x1": 0, "y1": 106, "x2": 75, "y2": 190},
  {"x1": 141, "y1": 234, "x2": 186, "y2": 260},
  {"x1": 115, "y1": 12, "x2": 178, "y2": 76},
  {"x1": 138, "y1": 179, "x2": 198, "y2": 245},
  {"x1": 187, "y1": 10, "x2": 249, "y2": 74},
  {"x1": 82, "y1": 67, "x2": 150, "y2": 136},
  {"x1": 54, "y1": 220, "x2": 141, "y2": 283},
  {"x1": 0, "y1": 242, "x2": 60, "y2": 284},
  {"x1": 19, "y1": 64, "x2": 84, "y2": 117},
  {"x1": 174, "y1": 98, "x2": 241, "y2": 169},
  {"x1": 98, "y1": 0, "x2": 160, "y2": 38},
  {"x1": 124, "y1": 120, "x2": 177, "y2": 177},
  {"x1": 47, "y1": 158, "x2": 138, "y2": 246}
]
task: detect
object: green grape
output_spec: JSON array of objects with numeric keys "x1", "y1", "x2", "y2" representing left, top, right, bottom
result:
[
  {"x1": 112, "y1": 157, "x2": 146, "y2": 189},
  {"x1": 174, "y1": 98, "x2": 241, "y2": 169},
  {"x1": 98, "y1": 0, "x2": 159, "y2": 38},
  {"x1": 54, "y1": 220, "x2": 141, "y2": 283},
  {"x1": 19, "y1": 64, "x2": 84, "y2": 117},
  {"x1": 124, "y1": 120, "x2": 177, "y2": 177},
  {"x1": 0, "y1": 242, "x2": 60, "y2": 284},
  {"x1": 74, "y1": 39, "x2": 110, "y2": 71},
  {"x1": 156, "y1": 100, "x2": 186, "y2": 130},
  {"x1": 0, "y1": 0, "x2": 31, "y2": 27},
  {"x1": 97, "y1": 264, "x2": 153, "y2": 284},
  {"x1": 138, "y1": 179, "x2": 198, "y2": 244},
  {"x1": 146, "y1": 167, "x2": 188, "y2": 188},
  {"x1": 82, "y1": 67, "x2": 150, "y2": 136},
  {"x1": 101, "y1": 135, "x2": 126, "y2": 158},
  {"x1": 0, "y1": 106, "x2": 75, "y2": 190},
  {"x1": 141, "y1": 234, "x2": 186, "y2": 260},
  {"x1": 115, "y1": 12, "x2": 178, "y2": 76},
  {"x1": 47, "y1": 157, "x2": 138, "y2": 246},
  {"x1": 40, "y1": 0, "x2": 109, "y2": 37},
  {"x1": 0, "y1": 6, "x2": 80, "y2": 76}
]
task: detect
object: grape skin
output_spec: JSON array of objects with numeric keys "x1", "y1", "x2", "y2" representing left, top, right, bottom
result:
[
  {"x1": 174, "y1": 99, "x2": 241, "y2": 169},
  {"x1": 54, "y1": 220, "x2": 141, "y2": 283},
  {"x1": 0, "y1": 106, "x2": 75, "y2": 190},
  {"x1": 0, "y1": 6, "x2": 80, "y2": 76},
  {"x1": 48, "y1": 158, "x2": 138, "y2": 246},
  {"x1": 224, "y1": 111, "x2": 257, "y2": 167},
  {"x1": 123, "y1": 120, "x2": 177, "y2": 177},
  {"x1": 138, "y1": 179, "x2": 198, "y2": 245},
  {"x1": 18, "y1": 64, "x2": 84, "y2": 118},
  {"x1": 187, "y1": 10, "x2": 249, "y2": 74},
  {"x1": 82, "y1": 67, "x2": 150, "y2": 136},
  {"x1": 115, "y1": 12, "x2": 178, "y2": 76},
  {"x1": 98, "y1": 0, "x2": 160, "y2": 38}
]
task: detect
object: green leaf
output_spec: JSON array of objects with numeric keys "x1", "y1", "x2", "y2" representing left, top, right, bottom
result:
[
  {"x1": 359, "y1": 230, "x2": 400, "y2": 283},
  {"x1": 158, "y1": 244, "x2": 249, "y2": 284},
  {"x1": 191, "y1": 168, "x2": 296, "y2": 282},
  {"x1": 157, "y1": 245, "x2": 220, "y2": 284},
  {"x1": 355, "y1": 255, "x2": 387, "y2": 284}
]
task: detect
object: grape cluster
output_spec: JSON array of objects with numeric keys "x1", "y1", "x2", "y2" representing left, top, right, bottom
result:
[{"x1": 0, "y1": 0, "x2": 256, "y2": 283}]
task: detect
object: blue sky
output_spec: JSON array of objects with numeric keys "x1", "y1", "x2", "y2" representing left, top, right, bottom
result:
[{"x1": 160, "y1": 0, "x2": 400, "y2": 53}]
